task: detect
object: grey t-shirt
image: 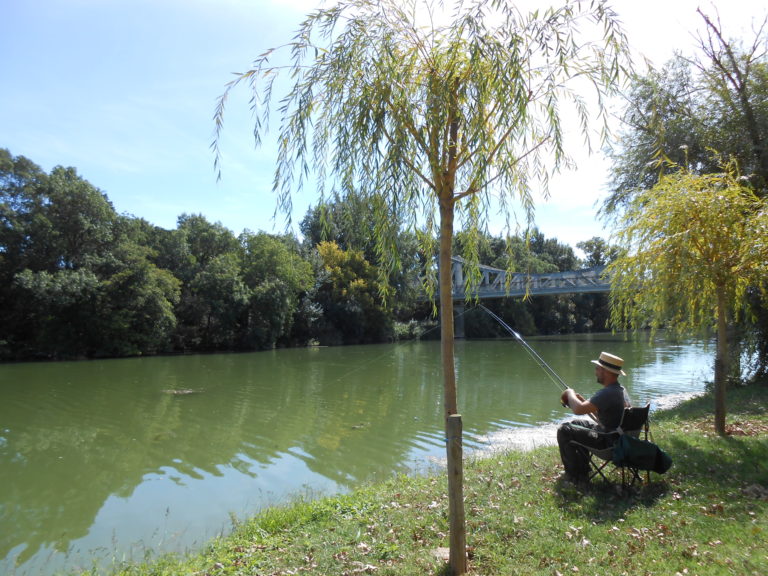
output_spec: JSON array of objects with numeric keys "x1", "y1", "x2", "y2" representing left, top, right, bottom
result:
[{"x1": 590, "y1": 382, "x2": 631, "y2": 431}]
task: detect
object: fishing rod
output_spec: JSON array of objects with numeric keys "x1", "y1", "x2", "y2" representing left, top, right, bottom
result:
[
  {"x1": 478, "y1": 304, "x2": 569, "y2": 392},
  {"x1": 478, "y1": 304, "x2": 599, "y2": 420}
]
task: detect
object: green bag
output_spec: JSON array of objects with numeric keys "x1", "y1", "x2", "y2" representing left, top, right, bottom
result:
[{"x1": 613, "y1": 434, "x2": 673, "y2": 474}]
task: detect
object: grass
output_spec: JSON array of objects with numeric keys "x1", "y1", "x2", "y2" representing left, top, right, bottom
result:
[{"x1": 85, "y1": 383, "x2": 767, "y2": 576}]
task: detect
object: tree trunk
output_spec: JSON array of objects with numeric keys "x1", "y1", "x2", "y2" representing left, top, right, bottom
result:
[
  {"x1": 727, "y1": 321, "x2": 742, "y2": 386},
  {"x1": 714, "y1": 286, "x2": 729, "y2": 436},
  {"x1": 439, "y1": 196, "x2": 466, "y2": 575}
]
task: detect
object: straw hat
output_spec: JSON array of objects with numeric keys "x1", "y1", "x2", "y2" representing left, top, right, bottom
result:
[{"x1": 591, "y1": 351, "x2": 626, "y2": 376}]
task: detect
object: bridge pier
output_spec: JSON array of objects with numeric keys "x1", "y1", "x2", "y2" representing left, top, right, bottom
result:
[
  {"x1": 454, "y1": 304, "x2": 465, "y2": 339},
  {"x1": 452, "y1": 260, "x2": 466, "y2": 339}
]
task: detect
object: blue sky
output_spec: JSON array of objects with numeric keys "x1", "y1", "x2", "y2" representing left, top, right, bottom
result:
[{"x1": 1, "y1": 0, "x2": 764, "y2": 249}]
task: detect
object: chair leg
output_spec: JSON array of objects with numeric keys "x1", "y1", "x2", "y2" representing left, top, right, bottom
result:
[
  {"x1": 624, "y1": 466, "x2": 643, "y2": 487},
  {"x1": 590, "y1": 458, "x2": 611, "y2": 482}
]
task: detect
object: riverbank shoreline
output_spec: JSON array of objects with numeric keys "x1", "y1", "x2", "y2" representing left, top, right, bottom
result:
[
  {"x1": 473, "y1": 390, "x2": 704, "y2": 456},
  {"x1": 120, "y1": 384, "x2": 764, "y2": 576}
]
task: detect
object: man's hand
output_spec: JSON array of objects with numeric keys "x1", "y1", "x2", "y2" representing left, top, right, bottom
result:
[{"x1": 561, "y1": 388, "x2": 585, "y2": 409}]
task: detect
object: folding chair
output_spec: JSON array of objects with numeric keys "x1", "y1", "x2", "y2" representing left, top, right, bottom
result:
[{"x1": 571, "y1": 403, "x2": 651, "y2": 488}]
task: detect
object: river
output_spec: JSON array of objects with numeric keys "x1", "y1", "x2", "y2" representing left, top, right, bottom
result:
[{"x1": 0, "y1": 334, "x2": 712, "y2": 575}]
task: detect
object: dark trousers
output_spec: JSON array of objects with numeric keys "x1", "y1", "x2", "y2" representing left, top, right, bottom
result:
[{"x1": 556, "y1": 419, "x2": 614, "y2": 481}]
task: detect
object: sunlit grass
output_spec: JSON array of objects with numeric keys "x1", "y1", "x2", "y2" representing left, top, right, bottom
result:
[{"x1": 82, "y1": 384, "x2": 767, "y2": 576}]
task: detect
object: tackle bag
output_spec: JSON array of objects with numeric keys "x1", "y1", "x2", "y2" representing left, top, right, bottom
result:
[{"x1": 612, "y1": 433, "x2": 673, "y2": 474}]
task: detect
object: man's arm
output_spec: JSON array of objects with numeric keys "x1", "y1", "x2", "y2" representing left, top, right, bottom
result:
[{"x1": 561, "y1": 388, "x2": 597, "y2": 416}]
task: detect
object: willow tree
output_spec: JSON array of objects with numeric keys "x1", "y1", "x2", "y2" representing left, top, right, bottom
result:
[
  {"x1": 608, "y1": 162, "x2": 768, "y2": 436},
  {"x1": 213, "y1": 0, "x2": 629, "y2": 572}
]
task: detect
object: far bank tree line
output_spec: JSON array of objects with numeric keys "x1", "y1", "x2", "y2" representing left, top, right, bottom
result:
[{"x1": 0, "y1": 148, "x2": 613, "y2": 362}]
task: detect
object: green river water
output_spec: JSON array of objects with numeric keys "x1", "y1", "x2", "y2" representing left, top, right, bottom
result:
[{"x1": 0, "y1": 334, "x2": 713, "y2": 575}]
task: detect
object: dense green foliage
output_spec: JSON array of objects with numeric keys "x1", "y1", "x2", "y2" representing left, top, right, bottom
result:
[
  {"x1": 79, "y1": 383, "x2": 768, "y2": 576},
  {"x1": 1, "y1": 149, "x2": 611, "y2": 362}
]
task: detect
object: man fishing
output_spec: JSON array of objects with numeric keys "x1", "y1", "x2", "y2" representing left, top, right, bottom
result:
[{"x1": 556, "y1": 352, "x2": 632, "y2": 485}]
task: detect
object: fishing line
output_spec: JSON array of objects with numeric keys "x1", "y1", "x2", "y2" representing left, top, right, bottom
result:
[
  {"x1": 328, "y1": 306, "x2": 468, "y2": 384},
  {"x1": 478, "y1": 304, "x2": 601, "y2": 421},
  {"x1": 477, "y1": 304, "x2": 569, "y2": 392}
]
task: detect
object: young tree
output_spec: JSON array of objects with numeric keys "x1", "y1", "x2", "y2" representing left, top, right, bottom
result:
[
  {"x1": 607, "y1": 162, "x2": 768, "y2": 436},
  {"x1": 213, "y1": 1, "x2": 630, "y2": 570}
]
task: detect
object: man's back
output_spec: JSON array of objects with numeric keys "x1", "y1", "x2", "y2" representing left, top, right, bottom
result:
[{"x1": 590, "y1": 382, "x2": 630, "y2": 431}]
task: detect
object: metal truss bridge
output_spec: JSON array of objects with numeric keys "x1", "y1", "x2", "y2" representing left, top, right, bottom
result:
[{"x1": 445, "y1": 257, "x2": 610, "y2": 300}]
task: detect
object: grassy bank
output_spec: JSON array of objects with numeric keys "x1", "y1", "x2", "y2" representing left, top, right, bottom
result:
[{"x1": 90, "y1": 385, "x2": 767, "y2": 576}]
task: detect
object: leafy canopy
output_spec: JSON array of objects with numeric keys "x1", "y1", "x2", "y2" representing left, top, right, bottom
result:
[
  {"x1": 214, "y1": 0, "x2": 630, "y2": 276},
  {"x1": 608, "y1": 160, "x2": 767, "y2": 337},
  {"x1": 604, "y1": 10, "x2": 768, "y2": 217}
]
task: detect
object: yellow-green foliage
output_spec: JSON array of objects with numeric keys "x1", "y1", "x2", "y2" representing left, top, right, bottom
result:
[
  {"x1": 317, "y1": 241, "x2": 382, "y2": 303},
  {"x1": 608, "y1": 163, "x2": 767, "y2": 336}
]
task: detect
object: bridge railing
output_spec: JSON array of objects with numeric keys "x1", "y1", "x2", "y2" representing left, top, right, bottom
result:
[{"x1": 437, "y1": 257, "x2": 610, "y2": 299}]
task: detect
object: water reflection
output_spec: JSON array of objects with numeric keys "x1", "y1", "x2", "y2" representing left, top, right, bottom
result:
[{"x1": 0, "y1": 336, "x2": 712, "y2": 575}]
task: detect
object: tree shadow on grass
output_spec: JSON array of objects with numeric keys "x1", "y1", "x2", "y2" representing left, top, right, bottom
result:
[
  {"x1": 656, "y1": 384, "x2": 768, "y2": 425},
  {"x1": 553, "y1": 474, "x2": 670, "y2": 523},
  {"x1": 662, "y1": 433, "x2": 768, "y2": 487},
  {"x1": 553, "y1": 429, "x2": 768, "y2": 523}
]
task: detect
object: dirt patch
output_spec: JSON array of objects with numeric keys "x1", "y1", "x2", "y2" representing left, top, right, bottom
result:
[
  {"x1": 725, "y1": 420, "x2": 768, "y2": 436},
  {"x1": 677, "y1": 418, "x2": 768, "y2": 436},
  {"x1": 742, "y1": 484, "x2": 768, "y2": 500}
]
